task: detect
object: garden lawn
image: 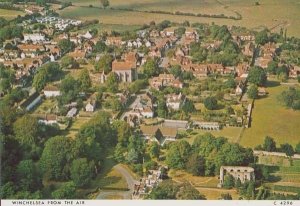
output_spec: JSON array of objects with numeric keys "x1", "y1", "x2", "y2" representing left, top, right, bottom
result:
[
  {"x1": 183, "y1": 127, "x2": 243, "y2": 144},
  {"x1": 240, "y1": 82, "x2": 300, "y2": 148}
]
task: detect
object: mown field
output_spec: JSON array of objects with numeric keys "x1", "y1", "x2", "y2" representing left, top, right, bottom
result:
[
  {"x1": 240, "y1": 81, "x2": 300, "y2": 148},
  {"x1": 0, "y1": 9, "x2": 24, "y2": 19},
  {"x1": 59, "y1": 0, "x2": 300, "y2": 37}
]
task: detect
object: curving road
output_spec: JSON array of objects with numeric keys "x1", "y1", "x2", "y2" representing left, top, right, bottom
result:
[{"x1": 96, "y1": 164, "x2": 139, "y2": 199}]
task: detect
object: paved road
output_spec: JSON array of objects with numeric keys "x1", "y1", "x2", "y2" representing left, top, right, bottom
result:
[{"x1": 96, "y1": 164, "x2": 138, "y2": 199}]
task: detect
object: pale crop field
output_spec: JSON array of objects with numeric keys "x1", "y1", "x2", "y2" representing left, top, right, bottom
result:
[
  {"x1": 0, "y1": 9, "x2": 24, "y2": 19},
  {"x1": 59, "y1": 0, "x2": 300, "y2": 37}
]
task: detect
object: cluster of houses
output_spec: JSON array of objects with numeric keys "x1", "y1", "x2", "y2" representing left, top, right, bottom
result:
[
  {"x1": 35, "y1": 16, "x2": 82, "y2": 31},
  {"x1": 132, "y1": 168, "x2": 164, "y2": 199}
]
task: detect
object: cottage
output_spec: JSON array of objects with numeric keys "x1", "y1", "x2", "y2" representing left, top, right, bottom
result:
[
  {"x1": 166, "y1": 93, "x2": 185, "y2": 110},
  {"x1": 23, "y1": 33, "x2": 46, "y2": 43},
  {"x1": 105, "y1": 36, "x2": 124, "y2": 46},
  {"x1": 66, "y1": 107, "x2": 77, "y2": 118},
  {"x1": 43, "y1": 85, "x2": 60, "y2": 98},
  {"x1": 219, "y1": 166, "x2": 255, "y2": 187},
  {"x1": 149, "y1": 73, "x2": 183, "y2": 90},
  {"x1": 68, "y1": 49, "x2": 86, "y2": 60},
  {"x1": 140, "y1": 125, "x2": 178, "y2": 145},
  {"x1": 38, "y1": 114, "x2": 58, "y2": 125},
  {"x1": 85, "y1": 101, "x2": 96, "y2": 112}
]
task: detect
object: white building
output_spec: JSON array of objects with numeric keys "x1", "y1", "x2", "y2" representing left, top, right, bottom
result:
[
  {"x1": 85, "y1": 101, "x2": 96, "y2": 112},
  {"x1": 166, "y1": 93, "x2": 185, "y2": 110},
  {"x1": 43, "y1": 85, "x2": 60, "y2": 98},
  {"x1": 219, "y1": 166, "x2": 255, "y2": 187},
  {"x1": 23, "y1": 33, "x2": 46, "y2": 43}
]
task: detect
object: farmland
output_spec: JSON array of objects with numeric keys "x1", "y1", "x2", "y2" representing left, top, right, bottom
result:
[
  {"x1": 240, "y1": 81, "x2": 300, "y2": 148},
  {"x1": 59, "y1": 0, "x2": 300, "y2": 37},
  {"x1": 0, "y1": 9, "x2": 24, "y2": 19}
]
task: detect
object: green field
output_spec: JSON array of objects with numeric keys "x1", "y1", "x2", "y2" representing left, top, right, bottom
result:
[
  {"x1": 240, "y1": 81, "x2": 300, "y2": 148},
  {"x1": 262, "y1": 157, "x2": 300, "y2": 193},
  {"x1": 59, "y1": 0, "x2": 300, "y2": 37},
  {"x1": 0, "y1": 9, "x2": 24, "y2": 19},
  {"x1": 184, "y1": 127, "x2": 243, "y2": 144}
]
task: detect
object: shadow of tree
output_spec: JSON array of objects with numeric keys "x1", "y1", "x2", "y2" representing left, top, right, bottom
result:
[{"x1": 266, "y1": 81, "x2": 280, "y2": 88}]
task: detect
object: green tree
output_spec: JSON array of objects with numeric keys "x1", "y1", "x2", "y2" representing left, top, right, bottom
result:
[
  {"x1": 58, "y1": 75, "x2": 80, "y2": 105},
  {"x1": 166, "y1": 140, "x2": 191, "y2": 169},
  {"x1": 280, "y1": 143, "x2": 294, "y2": 157},
  {"x1": 112, "y1": 120, "x2": 132, "y2": 144},
  {"x1": 176, "y1": 183, "x2": 206, "y2": 200},
  {"x1": 16, "y1": 160, "x2": 42, "y2": 192},
  {"x1": 114, "y1": 142, "x2": 126, "y2": 162},
  {"x1": 129, "y1": 79, "x2": 147, "y2": 94},
  {"x1": 93, "y1": 41, "x2": 107, "y2": 53},
  {"x1": 223, "y1": 174, "x2": 235, "y2": 189},
  {"x1": 70, "y1": 158, "x2": 94, "y2": 187},
  {"x1": 169, "y1": 65, "x2": 182, "y2": 78},
  {"x1": 100, "y1": 0, "x2": 109, "y2": 9},
  {"x1": 78, "y1": 69, "x2": 91, "y2": 92},
  {"x1": 204, "y1": 96, "x2": 218, "y2": 110},
  {"x1": 255, "y1": 30, "x2": 269, "y2": 45},
  {"x1": 94, "y1": 54, "x2": 112, "y2": 73},
  {"x1": 266, "y1": 61, "x2": 278, "y2": 74},
  {"x1": 58, "y1": 39, "x2": 75, "y2": 54},
  {"x1": 40, "y1": 136, "x2": 75, "y2": 181},
  {"x1": 33, "y1": 63, "x2": 61, "y2": 91},
  {"x1": 225, "y1": 77, "x2": 236, "y2": 89},
  {"x1": 143, "y1": 58, "x2": 159, "y2": 78},
  {"x1": 32, "y1": 69, "x2": 48, "y2": 91},
  {"x1": 147, "y1": 180, "x2": 179, "y2": 199},
  {"x1": 174, "y1": 27, "x2": 186, "y2": 37},
  {"x1": 148, "y1": 142, "x2": 160, "y2": 159},
  {"x1": 106, "y1": 72, "x2": 119, "y2": 93},
  {"x1": 51, "y1": 182, "x2": 76, "y2": 199},
  {"x1": 13, "y1": 115, "x2": 39, "y2": 147},
  {"x1": 247, "y1": 84, "x2": 258, "y2": 99},
  {"x1": 185, "y1": 153, "x2": 205, "y2": 176},
  {"x1": 0, "y1": 182, "x2": 16, "y2": 199},
  {"x1": 295, "y1": 142, "x2": 300, "y2": 154},
  {"x1": 248, "y1": 66, "x2": 267, "y2": 86},
  {"x1": 263, "y1": 136, "x2": 276, "y2": 152},
  {"x1": 157, "y1": 98, "x2": 168, "y2": 118},
  {"x1": 61, "y1": 56, "x2": 79, "y2": 69},
  {"x1": 181, "y1": 98, "x2": 195, "y2": 114},
  {"x1": 220, "y1": 193, "x2": 232, "y2": 200}
]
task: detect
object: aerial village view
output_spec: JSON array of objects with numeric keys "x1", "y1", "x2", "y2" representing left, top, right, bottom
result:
[{"x1": 0, "y1": 0, "x2": 300, "y2": 202}]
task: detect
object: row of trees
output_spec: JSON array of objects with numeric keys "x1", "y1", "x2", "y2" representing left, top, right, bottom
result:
[
  {"x1": 256, "y1": 136, "x2": 300, "y2": 157},
  {"x1": 165, "y1": 133, "x2": 254, "y2": 176}
]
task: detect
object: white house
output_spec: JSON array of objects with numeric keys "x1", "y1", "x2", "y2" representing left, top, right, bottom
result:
[
  {"x1": 166, "y1": 93, "x2": 185, "y2": 110},
  {"x1": 38, "y1": 114, "x2": 58, "y2": 125},
  {"x1": 85, "y1": 101, "x2": 96, "y2": 112},
  {"x1": 23, "y1": 33, "x2": 46, "y2": 43},
  {"x1": 81, "y1": 31, "x2": 93, "y2": 39},
  {"x1": 67, "y1": 107, "x2": 77, "y2": 118},
  {"x1": 43, "y1": 85, "x2": 61, "y2": 98}
]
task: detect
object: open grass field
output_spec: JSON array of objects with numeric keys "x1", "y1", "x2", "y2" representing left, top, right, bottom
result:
[
  {"x1": 183, "y1": 127, "x2": 243, "y2": 144},
  {"x1": 59, "y1": 0, "x2": 300, "y2": 37},
  {"x1": 0, "y1": 9, "x2": 24, "y2": 20},
  {"x1": 240, "y1": 81, "x2": 300, "y2": 148}
]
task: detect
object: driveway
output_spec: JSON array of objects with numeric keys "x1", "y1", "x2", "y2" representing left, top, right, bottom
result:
[{"x1": 96, "y1": 164, "x2": 138, "y2": 199}]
